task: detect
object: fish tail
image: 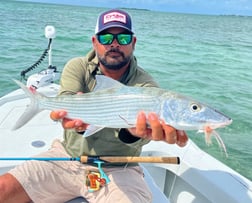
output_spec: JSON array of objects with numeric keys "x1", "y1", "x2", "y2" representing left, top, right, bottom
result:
[{"x1": 12, "y1": 80, "x2": 41, "y2": 130}]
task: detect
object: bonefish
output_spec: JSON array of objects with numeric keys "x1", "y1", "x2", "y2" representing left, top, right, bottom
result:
[{"x1": 13, "y1": 75, "x2": 232, "y2": 155}]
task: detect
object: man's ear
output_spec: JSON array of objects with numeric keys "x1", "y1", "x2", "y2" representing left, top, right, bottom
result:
[
  {"x1": 132, "y1": 36, "x2": 137, "y2": 50},
  {"x1": 92, "y1": 36, "x2": 97, "y2": 48}
]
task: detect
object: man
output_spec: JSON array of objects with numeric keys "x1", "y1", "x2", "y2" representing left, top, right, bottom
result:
[{"x1": 0, "y1": 9, "x2": 188, "y2": 203}]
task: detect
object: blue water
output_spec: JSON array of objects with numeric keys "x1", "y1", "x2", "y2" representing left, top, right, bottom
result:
[{"x1": 1, "y1": 1, "x2": 252, "y2": 180}]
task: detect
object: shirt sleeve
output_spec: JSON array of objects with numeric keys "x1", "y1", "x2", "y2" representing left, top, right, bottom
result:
[{"x1": 59, "y1": 57, "x2": 86, "y2": 95}]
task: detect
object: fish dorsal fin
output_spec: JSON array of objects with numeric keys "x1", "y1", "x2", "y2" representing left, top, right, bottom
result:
[{"x1": 94, "y1": 75, "x2": 124, "y2": 91}]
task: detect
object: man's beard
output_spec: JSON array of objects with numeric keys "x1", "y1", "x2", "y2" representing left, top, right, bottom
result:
[{"x1": 98, "y1": 48, "x2": 131, "y2": 70}]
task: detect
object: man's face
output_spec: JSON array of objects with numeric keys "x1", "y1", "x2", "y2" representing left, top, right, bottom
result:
[{"x1": 93, "y1": 27, "x2": 136, "y2": 70}]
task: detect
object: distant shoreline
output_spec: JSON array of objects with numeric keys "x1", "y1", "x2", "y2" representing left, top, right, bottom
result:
[{"x1": 119, "y1": 7, "x2": 150, "y2": 11}]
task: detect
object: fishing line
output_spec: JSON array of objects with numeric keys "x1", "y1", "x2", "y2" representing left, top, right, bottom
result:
[{"x1": 168, "y1": 141, "x2": 191, "y2": 199}]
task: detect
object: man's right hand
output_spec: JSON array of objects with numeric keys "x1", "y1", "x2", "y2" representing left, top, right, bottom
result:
[{"x1": 50, "y1": 110, "x2": 88, "y2": 132}]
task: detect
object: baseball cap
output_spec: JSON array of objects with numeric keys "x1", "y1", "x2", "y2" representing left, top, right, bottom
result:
[{"x1": 95, "y1": 9, "x2": 134, "y2": 34}]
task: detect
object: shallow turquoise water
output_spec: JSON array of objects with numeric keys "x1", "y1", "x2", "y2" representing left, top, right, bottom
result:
[{"x1": 1, "y1": 1, "x2": 252, "y2": 180}]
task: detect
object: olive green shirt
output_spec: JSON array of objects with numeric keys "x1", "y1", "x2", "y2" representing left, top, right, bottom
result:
[{"x1": 59, "y1": 50, "x2": 159, "y2": 159}]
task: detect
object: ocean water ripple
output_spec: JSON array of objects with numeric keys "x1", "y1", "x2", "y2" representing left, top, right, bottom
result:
[{"x1": 0, "y1": 1, "x2": 252, "y2": 180}]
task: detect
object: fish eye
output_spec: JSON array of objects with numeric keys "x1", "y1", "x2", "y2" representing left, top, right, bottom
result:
[{"x1": 190, "y1": 103, "x2": 201, "y2": 112}]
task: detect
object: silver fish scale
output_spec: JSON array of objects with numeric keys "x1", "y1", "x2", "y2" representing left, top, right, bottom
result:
[{"x1": 39, "y1": 87, "x2": 163, "y2": 128}]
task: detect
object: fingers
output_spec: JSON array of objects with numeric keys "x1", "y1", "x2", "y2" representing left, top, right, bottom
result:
[
  {"x1": 75, "y1": 123, "x2": 89, "y2": 132},
  {"x1": 50, "y1": 92, "x2": 87, "y2": 132},
  {"x1": 176, "y1": 130, "x2": 188, "y2": 147},
  {"x1": 50, "y1": 110, "x2": 67, "y2": 120},
  {"x1": 161, "y1": 120, "x2": 177, "y2": 144},
  {"x1": 62, "y1": 118, "x2": 88, "y2": 131},
  {"x1": 50, "y1": 110, "x2": 88, "y2": 132},
  {"x1": 148, "y1": 113, "x2": 164, "y2": 140},
  {"x1": 127, "y1": 112, "x2": 147, "y2": 137},
  {"x1": 161, "y1": 121, "x2": 188, "y2": 146},
  {"x1": 135, "y1": 111, "x2": 147, "y2": 136},
  {"x1": 132, "y1": 112, "x2": 167, "y2": 141},
  {"x1": 133, "y1": 111, "x2": 188, "y2": 147},
  {"x1": 62, "y1": 118, "x2": 81, "y2": 128}
]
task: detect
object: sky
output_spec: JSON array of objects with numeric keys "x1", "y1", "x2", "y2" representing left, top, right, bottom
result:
[{"x1": 18, "y1": 0, "x2": 252, "y2": 16}]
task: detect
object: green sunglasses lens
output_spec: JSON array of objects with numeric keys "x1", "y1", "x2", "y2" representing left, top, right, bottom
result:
[
  {"x1": 117, "y1": 34, "x2": 132, "y2": 45},
  {"x1": 98, "y1": 33, "x2": 132, "y2": 45},
  {"x1": 98, "y1": 34, "x2": 113, "y2": 45}
]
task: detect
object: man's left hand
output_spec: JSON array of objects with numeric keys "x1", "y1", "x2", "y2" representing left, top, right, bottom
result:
[{"x1": 127, "y1": 111, "x2": 188, "y2": 147}]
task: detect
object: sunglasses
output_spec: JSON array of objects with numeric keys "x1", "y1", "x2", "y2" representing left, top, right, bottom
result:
[{"x1": 96, "y1": 33, "x2": 133, "y2": 45}]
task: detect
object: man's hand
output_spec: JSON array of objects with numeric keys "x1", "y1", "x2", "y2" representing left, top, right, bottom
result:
[
  {"x1": 50, "y1": 110, "x2": 88, "y2": 132},
  {"x1": 127, "y1": 111, "x2": 188, "y2": 147}
]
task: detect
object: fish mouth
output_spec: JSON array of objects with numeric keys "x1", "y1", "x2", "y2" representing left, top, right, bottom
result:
[{"x1": 204, "y1": 118, "x2": 233, "y2": 130}]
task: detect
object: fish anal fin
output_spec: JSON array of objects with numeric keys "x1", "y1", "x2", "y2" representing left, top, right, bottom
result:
[{"x1": 83, "y1": 125, "x2": 105, "y2": 137}]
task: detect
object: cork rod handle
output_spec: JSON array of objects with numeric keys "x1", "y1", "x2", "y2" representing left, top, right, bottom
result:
[{"x1": 80, "y1": 156, "x2": 180, "y2": 164}]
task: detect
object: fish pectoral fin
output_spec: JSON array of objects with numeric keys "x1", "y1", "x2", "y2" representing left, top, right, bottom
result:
[
  {"x1": 118, "y1": 115, "x2": 134, "y2": 127},
  {"x1": 82, "y1": 125, "x2": 105, "y2": 137}
]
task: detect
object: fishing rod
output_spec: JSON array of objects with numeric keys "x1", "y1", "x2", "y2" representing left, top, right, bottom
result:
[
  {"x1": 0, "y1": 155, "x2": 180, "y2": 164},
  {"x1": 0, "y1": 155, "x2": 180, "y2": 189}
]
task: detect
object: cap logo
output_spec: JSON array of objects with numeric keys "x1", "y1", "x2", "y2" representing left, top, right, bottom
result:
[{"x1": 103, "y1": 12, "x2": 126, "y2": 24}]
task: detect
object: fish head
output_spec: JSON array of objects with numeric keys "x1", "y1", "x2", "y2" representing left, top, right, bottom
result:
[{"x1": 161, "y1": 95, "x2": 232, "y2": 131}]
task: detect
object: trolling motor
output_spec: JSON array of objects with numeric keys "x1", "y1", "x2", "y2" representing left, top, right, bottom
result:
[{"x1": 21, "y1": 25, "x2": 60, "y2": 88}]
